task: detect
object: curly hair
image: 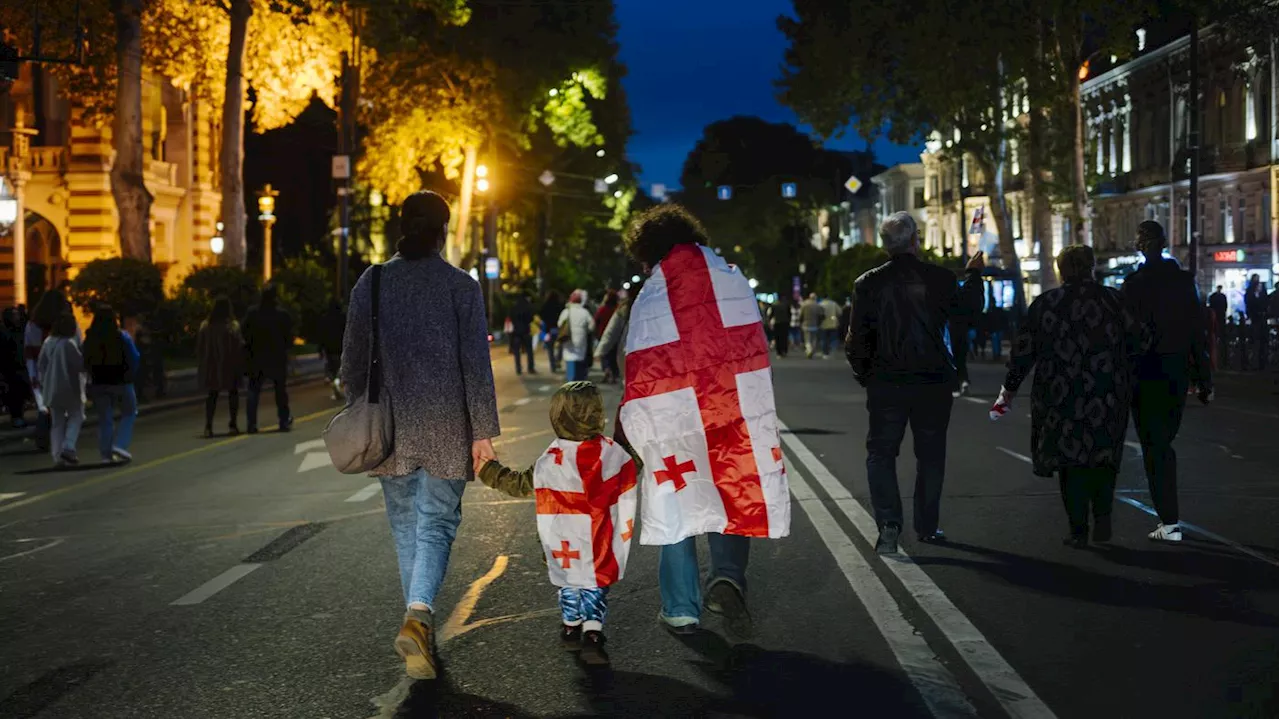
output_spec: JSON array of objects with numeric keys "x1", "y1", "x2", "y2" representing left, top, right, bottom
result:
[
  {"x1": 1056, "y1": 245, "x2": 1096, "y2": 284},
  {"x1": 623, "y1": 204, "x2": 710, "y2": 268}
]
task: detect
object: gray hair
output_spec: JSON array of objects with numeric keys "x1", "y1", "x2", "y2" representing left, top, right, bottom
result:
[{"x1": 879, "y1": 212, "x2": 918, "y2": 255}]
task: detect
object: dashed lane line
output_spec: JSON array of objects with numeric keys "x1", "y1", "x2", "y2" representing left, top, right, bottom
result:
[
  {"x1": 782, "y1": 420, "x2": 1056, "y2": 719},
  {"x1": 993, "y1": 443, "x2": 1277, "y2": 567},
  {"x1": 170, "y1": 564, "x2": 262, "y2": 605},
  {"x1": 344, "y1": 482, "x2": 381, "y2": 503}
]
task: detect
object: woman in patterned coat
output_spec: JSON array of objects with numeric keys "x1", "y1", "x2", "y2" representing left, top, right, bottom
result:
[{"x1": 995, "y1": 246, "x2": 1148, "y2": 547}]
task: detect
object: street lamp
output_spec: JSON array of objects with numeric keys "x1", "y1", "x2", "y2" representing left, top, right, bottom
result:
[
  {"x1": 211, "y1": 221, "x2": 225, "y2": 258},
  {"x1": 596, "y1": 149, "x2": 605, "y2": 158},
  {"x1": 257, "y1": 184, "x2": 279, "y2": 280},
  {"x1": 604, "y1": 173, "x2": 619, "y2": 185},
  {"x1": 475, "y1": 164, "x2": 490, "y2": 193}
]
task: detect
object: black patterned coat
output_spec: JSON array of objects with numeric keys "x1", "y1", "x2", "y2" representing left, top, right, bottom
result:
[{"x1": 1003, "y1": 282, "x2": 1148, "y2": 477}]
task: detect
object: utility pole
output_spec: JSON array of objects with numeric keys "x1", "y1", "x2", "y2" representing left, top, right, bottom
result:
[
  {"x1": 1188, "y1": 16, "x2": 1201, "y2": 280},
  {"x1": 336, "y1": 9, "x2": 362, "y2": 299}
]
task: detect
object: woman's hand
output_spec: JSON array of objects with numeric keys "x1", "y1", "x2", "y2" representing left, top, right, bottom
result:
[
  {"x1": 472, "y1": 438, "x2": 497, "y2": 469},
  {"x1": 990, "y1": 387, "x2": 1014, "y2": 420}
]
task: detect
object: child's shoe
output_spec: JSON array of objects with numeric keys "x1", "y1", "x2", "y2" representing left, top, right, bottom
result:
[
  {"x1": 559, "y1": 623, "x2": 583, "y2": 650},
  {"x1": 579, "y1": 630, "x2": 610, "y2": 666}
]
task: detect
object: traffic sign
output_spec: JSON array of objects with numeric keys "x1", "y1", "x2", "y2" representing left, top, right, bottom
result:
[
  {"x1": 781, "y1": 182, "x2": 797, "y2": 199},
  {"x1": 484, "y1": 257, "x2": 500, "y2": 279},
  {"x1": 332, "y1": 155, "x2": 351, "y2": 179},
  {"x1": 843, "y1": 175, "x2": 862, "y2": 194},
  {"x1": 717, "y1": 185, "x2": 732, "y2": 201},
  {"x1": 539, "y1": 170, "x2": 556, "y2": 187}
]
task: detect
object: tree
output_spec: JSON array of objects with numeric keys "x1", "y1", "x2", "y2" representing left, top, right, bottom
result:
[
  {"x1": 675, "y1": 116, "x2": 855, "y2": 294},
  {"x1": 70, "y1": 257, "x2": 165, "y2": 318},
  {"x1": 110, "y1": 0, "x2": 152, "y2": 262}
]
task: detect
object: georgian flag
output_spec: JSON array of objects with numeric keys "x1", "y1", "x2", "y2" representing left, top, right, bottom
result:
[
  {"x1": 535, "y1": 435, "x2": 638, "y2": 589},
  {"x1": 620, "y1": 244, "x2": 791, "y2": 546}
]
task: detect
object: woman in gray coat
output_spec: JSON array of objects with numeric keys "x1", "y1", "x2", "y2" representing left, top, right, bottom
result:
[{"x1": 340, "y1": 191, "x2": 500, "y2": 680}]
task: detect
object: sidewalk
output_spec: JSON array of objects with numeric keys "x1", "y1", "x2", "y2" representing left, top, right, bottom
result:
[{"x1": 0, "y1": 354, "x2": 326, "y2": 447}]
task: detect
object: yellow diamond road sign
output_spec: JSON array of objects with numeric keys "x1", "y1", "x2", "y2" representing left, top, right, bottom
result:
[{"x1": 844, "y1": 175, "x2": 863, "y2": 194}]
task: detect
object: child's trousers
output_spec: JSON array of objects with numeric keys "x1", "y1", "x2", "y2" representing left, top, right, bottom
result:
[{"x1": 559, "y1": 587, "x2": 608, "y2": 632}]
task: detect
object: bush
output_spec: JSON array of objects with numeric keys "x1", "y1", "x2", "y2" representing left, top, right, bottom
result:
[
  {"x1": 272, "y1": 257, "x2": 333, "y2": 345},
  {"x1": 182, "y1": 266, "x2": 260, "y2": 319},
  {"x1": 70, "y1": 257, "x2": 165, "y2": 318},
  {"x1": 149, "y1": 287, "x2": 212, "y2": 356},
  {"x1": 818, "y1": 244, "x2": 889, "y2": 300}
]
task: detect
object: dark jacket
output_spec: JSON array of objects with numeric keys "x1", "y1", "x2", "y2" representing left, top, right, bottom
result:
[
  {"x1": 1004, "y1": 282, "x2": 1147, "y2": 476},
  {"x1": 197, "y1": 320, "x2": 244, "y2": 392},
  {"x1": 509, "y1": 297, "x2": 535, "y2": 337},
  {"x1": 84, "y1": 330, "x2": 140, "y2": 386},
  {"x1": 242, "y1": 302, "x2": 294, "y2": 379},
  {"x1": 846, "y1": 254, "x2": 983, "y2": 386},
  {"x1": 1208, "y1": 291, "x2": 1228, "y2": 323},
  {"x1": 1120, "y1": 258, "x2": 1210, "y2": 385}
]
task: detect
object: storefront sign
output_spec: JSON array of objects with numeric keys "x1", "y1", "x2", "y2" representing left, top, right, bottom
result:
[{"x1": 1212, "y1": 249, "x2": 1246, "y2": 263}]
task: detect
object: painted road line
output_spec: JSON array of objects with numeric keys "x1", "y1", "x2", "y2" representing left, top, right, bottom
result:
[
  {"x1": 0, "y1": 407, "x2": 338, "y2": 515},
  {"x1": 171, "y1": 564, "x2": 262, "y2": 606},
  {"x1": 0, "y1": 492, "x2": 26, "y2": 504},
  {"x1": 345, "y1": 482, "x2": 382, "y2": 503},
  {"x1": 996, "y1": 446, "x2": 1033, "y2": 464},
  {"x1": 297, "y1": 451, "x2": 333, "y2": 473},
  {"x1": 439, "y1": 555, "x2": 511, "y2": 643},
  {"x1": 294, "y1": 438, "x2": 327, "y2": 454},
  {"x1": 0, "y1": 538, "x2": 65, "y2": 563},
  {"x1": 781, "y1": 421, "x2": 1056, "y2": 719},
  {"x1": 961, "y1": 396, "x2": 987, "y2": 405},
  {"x1": 786, "y1": 455, "x2": 977, "y2": 717},
  {"x1": 492, "y1": 429, "x2": 554, "y2": 448},
  {"x1": 1114, "y1": 496, "x2": 1279, "y2": 567},
  {"x1": 1125, "y1": 441, "x2": 1142, "y2": 451},
  {"x1": 513, "y1": 397, "x2": 534, "y2": 406}
]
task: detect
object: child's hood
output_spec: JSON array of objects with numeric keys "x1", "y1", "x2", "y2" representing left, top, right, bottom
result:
[{"x1": 549, "y1": 380, "x2": 605, "y2": 441}]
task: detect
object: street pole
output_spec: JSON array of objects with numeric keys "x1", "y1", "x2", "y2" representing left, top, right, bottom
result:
[
  {"x1": 262, "y1": 217, "x2": 274, "y2": 280},
  {"x1": 337, "y1": 51, "x2": 351, "y2": 298},
  {"x1": 1188, "y1": 16, "x2": 1200, "y2": 281},
  {"x1": 452, "y1": 145, "x2": 478, "y2": 267},
  {"x1": 7, "y1": 109, "x2": 36, "y2": 307}
]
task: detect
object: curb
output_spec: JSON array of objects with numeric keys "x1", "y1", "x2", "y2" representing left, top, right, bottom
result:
[{"x1": 0, "y1": 372, "x2": 328, "y2": 448}]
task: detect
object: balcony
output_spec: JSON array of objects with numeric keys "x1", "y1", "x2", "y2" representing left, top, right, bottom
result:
[{"x1": 0, "y1": 146, "x2": 67, "y2": 174}]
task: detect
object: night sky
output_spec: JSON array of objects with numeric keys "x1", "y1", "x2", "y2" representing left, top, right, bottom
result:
[{"x1": 616, "y1": 0, "x2": 924, "y2": 191}]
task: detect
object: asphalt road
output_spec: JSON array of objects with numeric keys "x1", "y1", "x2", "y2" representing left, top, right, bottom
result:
[{"x1": 1, "y1": 349, "x2": 1275, "y2": 718}]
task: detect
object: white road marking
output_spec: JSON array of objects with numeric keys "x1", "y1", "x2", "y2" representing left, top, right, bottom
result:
[
  {"x1": 537, "y1": 385, "x2": 556, "y2": 393},
  {"x1": 513, "y1": 397, "x2": 533, "y2": 406},
  {"x1": 785, "y1": 459, "x2": 979, "y2": 717},
  {"x1": 171, "y1": 563, "x2": 262, "y2": 605},
  {"x1": 0, "y1": 492, "x2": 27, "y2": 504},
  {"x1": 996, "y1": 446, "x2": 1033, "y2": 464},
  {"x1": 781, "y1": 421, "x2": 1056, "y2": 719},
  {"x1": 294, "y1": 439, "x2": 327, "y2": 454},
  {"x1": 344, "y1": 482, "x2": 382, "y2": 503},
  {"x1": 492, "y1": 430, "x2": 554, "y2": 448},
  {"x1": 1114, "y1": 496, "x2": 1279, "y2": 567},
  {"x1": 961, "y1": 396, "x2": 987, "y2": 405},
  {"x1": 0, "y1": 538, "x2": 65, "y2": 563},
  {"x1": 1125, "y1": 441, "x2": 1142, "y2": 451},
  {"x1": 297, "y1": 452, "x2": 333, "y2": 473}
]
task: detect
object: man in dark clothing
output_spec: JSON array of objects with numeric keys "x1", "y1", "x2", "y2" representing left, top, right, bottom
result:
[
  {"x1": 133, "y1": 318, "x2": 167, "y2": 402},
  {"x1": 1121, "y1": 221, "x2": 1212, "y2": 543},
  {"x1": 1244, "y1": 275, "x2": 1269, "y2": 371},
  {"x1": 242, "y1": 284, "x2": 294, "y2": 433},
  {"x1": 846, "y1": 211, "x2": 984, "y2": 554},
  {"x1": 1207, "y1": 285, "x2": 1228, "y2": 367},
  {"x1": 539, "y1": 291, "x2": 564, "y2": 373},
  {"x1": 319, "y1": 301, "x2": 346, "y2": 400},
  {"x1": 509, "y1": 294, "x2": 536, "y2": 375}
]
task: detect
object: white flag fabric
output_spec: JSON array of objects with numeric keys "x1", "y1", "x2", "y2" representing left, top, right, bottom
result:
[
  {"x1": 620, "y1": 243, "x2": 791, "y2": 546},
  {"x1": 534, "y1": 435, "x2": 638, "y2": 589}
]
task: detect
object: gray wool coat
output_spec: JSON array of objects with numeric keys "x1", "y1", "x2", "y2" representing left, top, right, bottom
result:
[{"x1": 341, "y1": 254, "x2": 501, "y2": 480}]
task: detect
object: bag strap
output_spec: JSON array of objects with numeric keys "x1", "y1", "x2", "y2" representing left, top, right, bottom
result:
[{"x1": 369, "y1": 264, "x2": 384, "y2": 404}]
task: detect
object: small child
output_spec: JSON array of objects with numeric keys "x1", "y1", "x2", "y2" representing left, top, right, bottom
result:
[{"x1": 478, "y1": 381, "x2": 639, "y2": 666}]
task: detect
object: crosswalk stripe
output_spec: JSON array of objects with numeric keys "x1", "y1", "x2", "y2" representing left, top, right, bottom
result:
[{"x1": 344, "y1": 482, "x2": 382, "y2": 503}]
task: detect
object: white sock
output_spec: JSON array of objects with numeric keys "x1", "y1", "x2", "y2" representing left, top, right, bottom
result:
[{"x1": 582, "y1": 620, "x2": 603, "y2": 633}]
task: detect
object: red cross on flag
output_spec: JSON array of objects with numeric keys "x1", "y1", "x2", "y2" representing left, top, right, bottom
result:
[
  {"x1": 534, "y1": 436, "x2": 638, "y2": 589},
  {"x1": 620, "y1": 244, "x2": 791, "y2": 545}
]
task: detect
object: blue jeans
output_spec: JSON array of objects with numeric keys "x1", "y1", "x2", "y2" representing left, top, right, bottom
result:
[
  {"x1": 89, "y1": 384, "x2": 136, "y2": 459},
  {"x1": 565, "y1": 360, "x2": 589, "y2": 381},
  {"x1": 658, "y1": 533, "x2": 750, "y2": 623},
  {"x1": 822, "y1": 328, "x2": 839, "y2": 356},
  {"x1": 380, "y1": 470, "x2": 468, "y2": 609}
]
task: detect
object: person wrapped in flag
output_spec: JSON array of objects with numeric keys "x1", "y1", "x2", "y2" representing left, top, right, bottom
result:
[
  {"x1": 616, "y1": 204, "x2": 791, "y2": 640},
  {"x1": 478, "y1": 381, "x2": 639, "y2": 666}
]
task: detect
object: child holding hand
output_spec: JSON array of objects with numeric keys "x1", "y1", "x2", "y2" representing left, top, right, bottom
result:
[{"x1": 478, "y1": 381, "x2": 639, "y2": 666}]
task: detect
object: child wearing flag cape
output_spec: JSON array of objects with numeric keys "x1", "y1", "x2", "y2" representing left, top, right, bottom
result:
[{"x1": 478, "y1": 381, "x2": 640, "y2": 666}]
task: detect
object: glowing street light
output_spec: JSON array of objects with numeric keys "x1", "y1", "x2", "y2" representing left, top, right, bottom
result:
[
  {"x1": 613, "y1": 189, "x2": 623, "y2": 198},
  {"x1": 596, "y1": 149, "x2": 605, "y2": 157},
  {"x1": 623, "y1": 281, "x2": 632, "y2": 290},
  {"x1": 475, "y1": 163, "x2": 490, "y2": 193},
  {"x1": 476, "y1": 164, "x2": 489, "y2": 178},
  {"x1": 748, "y1": 278, "x2": 759, "y2": 289},
  {"x1": 604, "y1": 173, "x2": 619, "y2": 185},
  {"x1": 548, "y1": 88, "x2": 559, "y2": 97},
  {"x1": 256, "y1": 183, "x2": 279, "y2": 279},
  {"x1": 476, "y1": 178, "x2": 490, "y2": 193}
]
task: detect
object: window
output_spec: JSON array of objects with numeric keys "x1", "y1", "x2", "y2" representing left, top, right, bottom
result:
[
  {"x1": 961, "y1": 157, "x2": 969, "y2": 188},
  {"x1": 1221, "y1": 199, "x2": 1234, "y2": 244},
  {"x1": 912, "y1": 186, "x2": 925, "y2": 209},
  {"x1": 1239, "y1": 197, "x2": 1247, "y2": 242},
  {"x1": 1246, "y1": 81, "x2": 1258, "y2": 141},
  {"x1": 1010, "y1": 138, "x2": 1020, "y2": 175}
]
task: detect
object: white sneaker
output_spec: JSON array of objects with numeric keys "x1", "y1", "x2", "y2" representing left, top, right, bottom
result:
[
  {"x1": 1148, "y1": 523, "x2": 1183, "y2": 542},
  {"x1": 112, "y1": 447, "x2": 132, "y2": 462},
  {"x1": 961, "y1": 381, "x2": 971, "y2": 395},
  {"x1": 952, "y1": 390, "x2": 962, "y2": 398}
]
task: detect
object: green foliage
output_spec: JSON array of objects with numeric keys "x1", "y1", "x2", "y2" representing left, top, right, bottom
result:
[
  {"x1": 69, "y1": 258, "x2": 165, "y2": 318},
  {"x1": 149, "y1": 287, "x2": 212, "y2": 355},
  {"x1": 182, "y1": 266, "x2": 261, "y2": 318},
  {"x1": 818, "y1": 245, "x2": 889, "y2": 300},
  {"x1": 272, "y1": 257, "x2": 334, "y2": 344}
]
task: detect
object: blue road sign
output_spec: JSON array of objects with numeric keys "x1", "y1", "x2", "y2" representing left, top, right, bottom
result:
[
  {"x1": 717, "y1": 185, "x2": 732, "y2": 201},
  {"x1": 781, "y1": 182, "x2": 797, "y2": 198},
  {"x1": 484, "y1": 257, "x2": 500, "y2": 279}
]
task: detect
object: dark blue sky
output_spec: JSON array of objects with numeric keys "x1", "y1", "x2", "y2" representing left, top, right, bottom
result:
[{"x1": 615, "y1": 0, "x2": 923, "y2": 191}]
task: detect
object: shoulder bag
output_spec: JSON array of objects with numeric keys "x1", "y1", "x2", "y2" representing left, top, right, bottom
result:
[{"x1": 323, "y1": 265, "x2": 394, "y2": 474}]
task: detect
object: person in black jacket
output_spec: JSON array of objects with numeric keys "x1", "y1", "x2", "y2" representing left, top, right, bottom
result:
[
  {"x1": 1121, "y1": 221, "x2": 1212, "y2": 543},
  {"x1": 846, "y1": 212, "x2": 984, "y2": 554},
  {"x1": 509, "y1": 293, "x2": 536, "y2": 375},
  {"x1": 539, "y1": 291, "x2": 565, "y2": 373},
  {"x1": 242, "y1": 284, "x2": 294, "y2": 433}
]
